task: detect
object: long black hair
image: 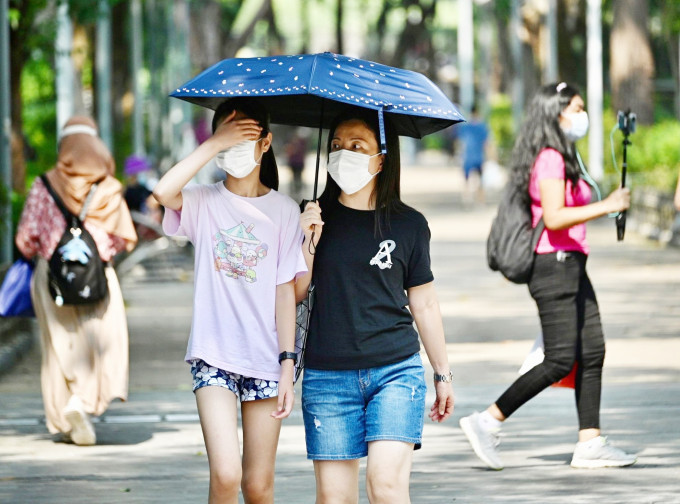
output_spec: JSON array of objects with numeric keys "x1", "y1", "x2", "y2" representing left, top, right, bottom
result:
[
  {"x1": 318, "y1": 106, "x2": 407, "y2": 237},
  {"x1": 212, "y1": 98, "x2": 279, "y2": 190},
  {"x1": 510, "y1": 82, "x2": 581, "y2": 206}
]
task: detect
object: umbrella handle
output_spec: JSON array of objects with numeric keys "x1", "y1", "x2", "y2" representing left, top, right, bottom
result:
[{"x1": 312, "y1": 100, "x2": 325, "y2": 202}]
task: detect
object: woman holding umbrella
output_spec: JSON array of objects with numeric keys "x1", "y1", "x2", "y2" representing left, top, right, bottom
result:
[
  {"x1": 296, "y1": 107, "x2": 454, "y2": 503},
  {"x1": 458, "y1": 83, "x2": 636, "y2": 470},
  {"x1": 153, "y1": 98, "x2": 306, "y2": 503}
]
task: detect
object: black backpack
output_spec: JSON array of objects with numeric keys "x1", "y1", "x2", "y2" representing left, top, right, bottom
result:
[
  {"x1": 487, "y1": 182, "x2": 545, "y2": 284},
  {"x1": 41, "y1": 175, "x2": 108, "y2": 306}
]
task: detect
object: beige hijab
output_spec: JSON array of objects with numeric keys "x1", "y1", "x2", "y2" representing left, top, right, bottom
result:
[{"x1": 44, "y1": 116, "x2": 138, "y2": 251}]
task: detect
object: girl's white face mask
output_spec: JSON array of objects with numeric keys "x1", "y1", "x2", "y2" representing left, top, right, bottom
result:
[
  {"x1": 561, "y1": 111, "x2": 589, "y2": 142},
  {"x1": 327, "y1": 149, "x2": 381, "y2": 195},
  {"x1": 215, "y1": 139, "x2": 262, "y2": 178}
]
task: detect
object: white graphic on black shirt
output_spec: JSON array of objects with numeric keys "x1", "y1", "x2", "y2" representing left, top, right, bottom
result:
[{"x1": 370, "y1": 240, "x2": 396, "y2": 270}]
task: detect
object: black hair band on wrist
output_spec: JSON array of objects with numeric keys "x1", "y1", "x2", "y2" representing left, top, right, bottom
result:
[{"x1": 278, "y1": 351, "x2": 297, "y2": 365}]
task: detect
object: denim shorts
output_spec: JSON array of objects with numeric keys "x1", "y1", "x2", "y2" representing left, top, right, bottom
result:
[
  {"x1": 301, "y1": 352, "x2": 426, "y2": 460},
  {"x1": 190, "y1": 359, "x2": 278, "y2": 402}
]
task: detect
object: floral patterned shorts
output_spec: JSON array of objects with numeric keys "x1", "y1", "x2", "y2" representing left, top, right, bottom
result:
[{"x1": 190, "y1": 359, "x2": 279, "y2": 402}]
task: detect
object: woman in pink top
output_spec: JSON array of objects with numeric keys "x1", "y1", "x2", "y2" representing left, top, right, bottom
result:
[{"x1": 460, "y1": 83, "x2": 637, "y2": 470}]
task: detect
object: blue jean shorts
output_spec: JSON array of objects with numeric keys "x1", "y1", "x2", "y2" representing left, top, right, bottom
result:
[
  {"x1": 190, "y1": 359, "x2": 278, "y2": 402},
  {"x1": 301, "y1": 352, "x2": 426, "y2": 460}
]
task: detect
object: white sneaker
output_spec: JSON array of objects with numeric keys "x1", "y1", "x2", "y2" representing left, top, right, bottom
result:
[
  {"x1": 62, "y1": 395, "x2": 96, "y2": 446},
  {"x1": 460, "y1": 412, "x2": 503, "y2": 470},
  {"x1": 570, "y1": 436, "x2": 637, "y2": 468}
]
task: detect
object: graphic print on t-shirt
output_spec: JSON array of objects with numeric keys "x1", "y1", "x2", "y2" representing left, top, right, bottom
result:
[
  {"x1": 369, "y1": 239, "x2": 396, "y2": 270},
  {"x1": 212, "y1": 222, "x2": 269, "y2": 283}
]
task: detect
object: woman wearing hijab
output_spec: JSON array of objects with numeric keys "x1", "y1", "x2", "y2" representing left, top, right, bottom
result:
[{"x1": 15, "y1": 116, "x2": 137, "y2": 446}]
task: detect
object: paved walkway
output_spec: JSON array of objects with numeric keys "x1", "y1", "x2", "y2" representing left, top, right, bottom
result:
[{"x1": 1, "y1": 162, "x2": 679, "y2": 503}]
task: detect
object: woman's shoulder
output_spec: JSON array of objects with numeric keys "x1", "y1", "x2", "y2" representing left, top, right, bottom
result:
[
  {"x1": 535, "y1": 147, "x2": 565, "y2": 165},
  {"x1": 533, "y1": 148, "x2": 566, "y2": 178},
  {"x1": 267, "y1": 189, "x2": 302, "y2": 214},
  {"x1": 391, "y1": 203, "x2": 429, "y2": 229}
]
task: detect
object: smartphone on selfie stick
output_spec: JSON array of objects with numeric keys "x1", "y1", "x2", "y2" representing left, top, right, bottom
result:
[{"x1": 616, "y1": 110, "x2": 636, "y2": 241}]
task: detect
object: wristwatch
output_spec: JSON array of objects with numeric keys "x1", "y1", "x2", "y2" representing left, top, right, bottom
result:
[
  {"x1": 278, "y1": 351, "x2": 298, "y2": 365},
  {"x1": 433, "y1": 371, "x2": 453, "y2": 383}
]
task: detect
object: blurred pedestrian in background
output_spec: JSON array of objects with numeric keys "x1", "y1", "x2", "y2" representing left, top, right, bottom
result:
[
  {"x1": 123, "y1": 154, "x2": 155, "y2": 214},
  {"x1": 15, "y1": 116, "x2": 137, "y2": 446},
  {"x1": 297, "y1": 108, "x2": 454, "y2": 503},
  {"x1": 454, "y1": 104, "x2": 489, "y2": 205},
  {"x1": 153, "y1": 98, "x2": 306, "y2": 503},
  {"x1": 123, "y1": 154, "x2": 162, "y2": 240},
  {"x1": 459, "y1": 83, "x2": 636, "y2": 470},
  {"x1": 284, "y1": 128, "x2": 308, "y2": 201}
]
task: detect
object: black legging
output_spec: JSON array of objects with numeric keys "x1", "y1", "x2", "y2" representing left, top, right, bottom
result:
[{"x1": 495, "y1": 252, "x2": 605, "y2": 430}]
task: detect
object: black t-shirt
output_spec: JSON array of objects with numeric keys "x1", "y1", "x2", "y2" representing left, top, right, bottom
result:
[{"x1": 305, "y1": 202, "x2": 434, "y2": 370}]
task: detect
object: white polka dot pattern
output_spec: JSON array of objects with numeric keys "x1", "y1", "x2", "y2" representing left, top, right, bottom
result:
[{"x1": 170, "y1": 52, "x2": 465, "y2": 138}]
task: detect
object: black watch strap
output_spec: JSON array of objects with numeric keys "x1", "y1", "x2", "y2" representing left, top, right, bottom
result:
[{"x1": 278, "y1": 351, "x2": 297, "y2": 365}]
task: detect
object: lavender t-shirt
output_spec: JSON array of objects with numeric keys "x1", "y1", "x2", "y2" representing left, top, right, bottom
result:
[
  {"x1": 530, "y1": 148, "x2": 592, "y2": 255},
  {"x1": 163, "y1": 182, "x2": 307, "y2": 381}
]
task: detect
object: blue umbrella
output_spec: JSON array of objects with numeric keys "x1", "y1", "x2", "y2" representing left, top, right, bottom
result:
[{"x1": 171, "y1": 52, "x2": 465, "y2": 197}]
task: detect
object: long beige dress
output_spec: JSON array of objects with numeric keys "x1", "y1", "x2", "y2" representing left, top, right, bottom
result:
[{"x1": 31, "y1": 259, "x2": 128, "y2": 434}]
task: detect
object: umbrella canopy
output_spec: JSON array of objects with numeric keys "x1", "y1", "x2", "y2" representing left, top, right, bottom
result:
[{"x1": 170, "y1": 52, "x2": 464, "y2": 148}]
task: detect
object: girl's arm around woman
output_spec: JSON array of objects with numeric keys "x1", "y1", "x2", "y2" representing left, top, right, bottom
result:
[{"x1": 272, "y1": 279, "x2": 297, "y2": 420}]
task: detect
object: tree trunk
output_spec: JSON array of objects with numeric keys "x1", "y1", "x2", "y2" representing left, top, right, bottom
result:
[
  {"x1": 335, "y1": 0, "x2": 343, "y2": 55},
  {"x1": 9, "y1": 52, "x2": 26, "y2": 195},
  {"x1": 610, "y1": 0, "x2": 654, "y2": 125},
  {"x1": 111, "y1": 1, "x2": 130, "y2": 130},
  {"x1": 224, "y1": 0, "x2": 272, "y2": 58},
  {"x1": 190, "y1": 1, "x2": 222, "y2": 71},
  {"x1": 8, "y1": 2, "x2": 32, "y2": 194}
]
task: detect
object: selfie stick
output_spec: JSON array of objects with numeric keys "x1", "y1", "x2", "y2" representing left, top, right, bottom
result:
[{"x1": 616, "y1": 111, "x2": 633, "y2": 241}]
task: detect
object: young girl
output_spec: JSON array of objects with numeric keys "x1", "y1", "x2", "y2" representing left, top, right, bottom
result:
[
  {"x1": 459, "y1": 83, "x2": 636, "y2": 470},
  {"x1": 297, "y1": 108, "x2": 454, "y2": 504},
  {"x1": 153, "y1": 98, "x2": 306, "y2": 503}
]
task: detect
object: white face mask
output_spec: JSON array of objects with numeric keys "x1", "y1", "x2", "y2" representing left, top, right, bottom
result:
[
  {"x1": 215, "y1": 139, "x2": 262, "y2": 178},
  {"x1": 327, "y1": 149, "x2": 381, "y2": 195},
  {"x1": 561, "y1": 111, "x2": 589, "y2": 142}
]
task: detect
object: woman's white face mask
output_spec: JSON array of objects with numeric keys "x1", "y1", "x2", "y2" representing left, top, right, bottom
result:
[
  {"x1": 215, "y1": 139, "x2": 262, "y2": 178},
  {"x1": 561, "y1": 111, "x2": 589, "y2": 142},
  {"x1": 327, "y1": 149, "x2": 381, "y2": 195}
]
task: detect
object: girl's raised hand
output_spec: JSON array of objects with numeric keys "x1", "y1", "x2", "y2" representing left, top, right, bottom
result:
[{"x1": 212, "y1": 110, "x2": 263, "y2": 151}]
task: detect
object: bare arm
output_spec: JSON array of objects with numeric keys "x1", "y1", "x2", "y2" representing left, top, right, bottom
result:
[
  {"x1": 539, "y1": 178, "x2": 630, "y2": 230},
  {"x1": 272, "y1": 280, "x2": 296, "y2": 420},
  {"x1": 294, "y1": 201, "x2": 323, "y2": 302},
  {"x1": 152, "y1": 110, "x2": 262, "y2": 210},
  {"x1": 408, "y1": 281, "x2": 454, "y2": 423}
]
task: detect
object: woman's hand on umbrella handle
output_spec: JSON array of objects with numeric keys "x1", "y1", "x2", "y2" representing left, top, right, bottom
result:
[
  {"x1": 301, "y1": 200, "x2": 323, "y2": 246},
  {"x1": 212, "y1": 110, "x2": 263, "y2": 150}
]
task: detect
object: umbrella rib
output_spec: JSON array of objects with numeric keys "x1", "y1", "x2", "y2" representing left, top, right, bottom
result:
[{"x1": 307, "y1": 54, "x2": 320, "y2": 96}]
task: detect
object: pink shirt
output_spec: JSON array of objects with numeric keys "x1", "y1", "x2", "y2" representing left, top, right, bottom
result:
[
  {"x1": 530, "y1": 148, "x2": 592, "y2": 255},
  {"x1": 15, "y1": 177, "x2": 127, "y2": 262},
  {"x1": 163, "y1": 182, "x2": 307, "y2": 381}
]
